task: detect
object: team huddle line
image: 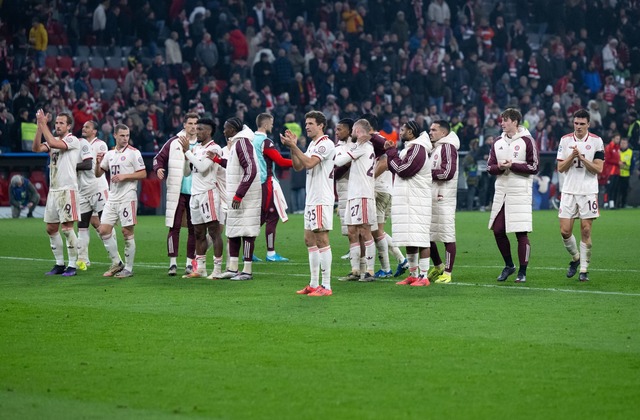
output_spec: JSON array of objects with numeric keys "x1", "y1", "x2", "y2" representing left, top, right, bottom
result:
[{"x1": 34, "y1": 107, "x2": 603, "y2": 293}]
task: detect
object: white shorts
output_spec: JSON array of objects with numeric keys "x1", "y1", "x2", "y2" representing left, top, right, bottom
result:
[
  {"x1": 190, "y1": 190, "x2": 221, "y2": 225},
  {"x1": 338, "y1": 197, "x2": 348, "y2": 235},
  {"x1": 345, "y1": 198, "x2": 376, "y2": 226},
  {"x1": 79, "y1": 188, "x2": 109, "y2": 215},
  {"x1": 101, "y1": 199, "x2": 138, "y2": 227},
  {"x1": 558, "y1": 193, "x2": 600, "y2": 219},
  {"x1": 375, "y1": 192, "x2": 392, "y2": 224},
  {"x1": 44, "y1": 189, "x2": 80, "y2": 223},
  {"x1": 304, "y1": 204, "x2": 333, "y2": 231}
]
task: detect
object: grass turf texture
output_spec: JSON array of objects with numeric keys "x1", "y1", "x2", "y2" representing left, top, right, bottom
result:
[{"x1": 1, "y1": 210, "x2": 639, "y2": 419}]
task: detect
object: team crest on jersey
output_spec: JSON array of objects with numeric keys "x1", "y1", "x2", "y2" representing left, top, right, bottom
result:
[
  {"x1": 434, "y1": 155, "x2": 439, "y2": 160},
  {"x1": 317, "y1": 145, "x2": 326, "y2": 154},
  {"x1": 121, "y1": 156, "x2": 126, "y2": 161},
  {"x1": 586, "y1": 145, "x2": 591, "y2": 150},
  {"x1": 138, "y1": 157, "x2": 144, "y2": 164},
  {"x1": 514, "y1": 145, "x2": 520, "y2": 151}
]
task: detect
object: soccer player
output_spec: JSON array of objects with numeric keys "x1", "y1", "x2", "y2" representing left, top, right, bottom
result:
[
  {"x1": 334, "y1": 118, "x2": 377, "y2": 282},
  {"x1": 557, "y1": 109, "x2": 604, "y2": 282},
  {"x1": 488, "y1": 108, "x2": 539, "y2": 283},
  {"x1": 211, "y1": 117, "x2": 261, "y2": 280},
  {"x1": 153, "y1": 113, "x2": 199, "y2": 276},
  {"x1": 180, "y1": 118, "x2": 224, "y2": 279},
  {"x1": 334, "y1": 118, "x2": 355, "y2": 247},
  {"x1": 385, "y1": 121, "x2": 433, "y2": 286},
  {"x1": 358, "y1": 114, "x2": 408, "y2": 279},
  {"x1": 76, "y1": 120, "x2": 116, "y2": 270},
  {"x1": 427, "y1": 120, "x2": 460, "y2": 284},
  {"x1": 33, "y1": 109, "x2": 86, "y2": 276},
  {"x1": 281, "y1": 111, "x2": 335, "y2": 297},
  {"x1": 95, "y1": 124, "x2": 147, "y2": 278},
  {"x1": 252, "y1": 113, "x2": 293, "y2": 262}
]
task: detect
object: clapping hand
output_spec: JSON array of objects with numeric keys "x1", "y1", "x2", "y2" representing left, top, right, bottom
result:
[
  {"x1": 178, "y1": 135, "x2": 189, "y2": 152},
  {"x1": 280, "y1": 130, "x2": 297, "y2": 148}
]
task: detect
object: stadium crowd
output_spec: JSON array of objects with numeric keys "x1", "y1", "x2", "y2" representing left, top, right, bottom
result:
[{"x1": 0, "y1": 0, "x2": 638, "y2": 210}]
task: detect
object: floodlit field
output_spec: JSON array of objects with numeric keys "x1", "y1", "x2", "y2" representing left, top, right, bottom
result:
[{"x1": 1, "y1": 210, "x2": 639, "y2": 419}]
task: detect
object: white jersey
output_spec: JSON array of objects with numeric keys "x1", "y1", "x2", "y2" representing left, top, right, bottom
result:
[
  {"x1": 334, "y1": 140, "x2": 375, "y2": 200},
  {"x1": 557, "y1": 132, "x2": 604, "y2": 195},
  {"x1": 77, "y1": 137, "x2": 109, "y2": 197},
  {"x1": 374, "y1": 163, "x2": 393, "y2": 194},
  {"x1": 216, "y1": 145, "x2": 231, "y2": 208},
  {"x1": 49, "y1": 133, "x2": 81, "y2": 191},
  {"x1": 100, "y1": 145, "x2": 146, "y2": 202},
  {"x1": 185, "y1": 140, "x2": 222, "y2": 195},
  {"x1": 305, "y1": 135, "x2": 336, "y2": 206}
]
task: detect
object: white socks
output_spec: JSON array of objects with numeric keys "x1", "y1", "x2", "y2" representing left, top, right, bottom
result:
[
  {"x1": 319, "y1": 246, "x2": 332, "y2": 290},
  {"x1": 563, "y1": 235, "x2": 579, "y2": 261},
  {"x1": 308, "y1": 246, "x2": 319, "y2": 287},
  {"x1": 376, "y1": 235, "x2": 390, "y2": 271},
  {"x1": 124, "y1": 236, "x2": 135, "y2": 272},
  {"x1": 61, "y1": 228, "x2": 78, "y2": 268},
  {"x1": 49, "y1": 232, "x2": 65, "y2": 265},
  {"x1": 580, "y1": 241, "x2": 591, "y2": 273}
]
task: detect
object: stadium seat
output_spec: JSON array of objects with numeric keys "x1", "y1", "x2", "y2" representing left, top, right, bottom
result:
[
  {"x1": 58, "y1": 45, "x2": 72, "y2": 56},
  {"x1": 29, "y1": 171, "x2": 48, "y2": 206},
  {"x1": 103, "y1": 68, "x2": 120, "y2": 80},
  {"x1": 106, "y1": 56, "x2": 122, "y2": 69},
  {"x1": 90, "y1": 67, "x2": 104, "y2": 80},
  {"x1": 0, "y1": 177, "x2": 9, "y2": 206},
  {"x1": 58, "y1": 56, "x2": 73, "y2": 71},
  {"x1": 45, "y1": 56, "x2": 58, "y2": 69},
  {"x1": 91, "y1": 56, "x2": 105, "y2": 68},
  {"x1": 91, "y1": 78, "x2": 102, "y2": 92},
  {"x1": 101, "y1": 79, "x2": 118, "y2": 99},
  {"x1": 46, "y1": 45, "x2": 59, "y2": 56},
  {"x1": 77, "y1": 45, "x2": 91, "y2": 58}
]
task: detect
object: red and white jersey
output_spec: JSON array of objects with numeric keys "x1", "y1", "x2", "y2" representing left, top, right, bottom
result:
[
  {"x1": 185, "y1": 140, "x2": 222, "y2": 195},
  {"x1": 334, "y1": 140, "x2": 375, "y2": 200},
  {"x1": 49, "y1": 133, "x2": 82, "y2": 191},
  {"x1": 216, "y1": 145, "x2": 231, "y2": 208},
  {"x1": 305, "y1": 135, "x2": 336, "y2": 206},
  {"x1": 100, "y1": 145, "x2": 145, "y2": 202},
  {"x1": 557, "y1": 132, "x2": 605, "y2": 195},
  {"x1": 374, "y1": 163, "x2": 393, "y2": 194},
  {"x1": 77, "y1": 137, "x2": 109, "y2": 197}
]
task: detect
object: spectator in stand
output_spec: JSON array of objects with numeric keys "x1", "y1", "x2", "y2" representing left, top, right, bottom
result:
[
  {"x1": 196, "y1": 32, "x2": 219, "y2": 72},
  {"x1": 617, "y1": 137, "x2": 633, "y2": 209},
  {"x1": 428, "y1": 0, "x2": 451, "y2": 25},
  {"x1": 0, "y1": 104, "x2": 12, "y2": 153},
  {"x1": 602, "y1": 38, "x2": 619, "y2": 73},
  {"x1": 603, "y1": 133, "x2": 621, "y2": 209},
  {"x1": 92, "y1": 0, "x2": 109, "y2": 45},
  {"x1": 28, "y1": 17, "x2": 47, "y2": 68}
]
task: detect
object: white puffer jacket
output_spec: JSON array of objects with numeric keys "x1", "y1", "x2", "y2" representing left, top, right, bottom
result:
[
  {"x1": 430, "y1": 131, "x2": 460, "y2": 243},
  {"x1": 488, "y1": 126, "x2": 537, "y2": 233},
  {"x1": 225, "y1": 126, "x2": 261, "y2": 238},
  {"x1": 391, "y1": 132, "x2": 433, "y2": 248},
  {"x1": 161, "y1": 130, "x2": 197, "y2": 227}
]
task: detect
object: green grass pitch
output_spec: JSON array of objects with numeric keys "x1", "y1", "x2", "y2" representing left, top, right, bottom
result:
[{"x1": 1, "y1": 209, "x2": 639, "y2": 419}]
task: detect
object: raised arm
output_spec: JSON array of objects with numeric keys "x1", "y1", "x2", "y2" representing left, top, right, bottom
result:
[
  {"x1": 280, "y1": 130, "x2": 321, "y2": 170},
  {"x1": 35, "y1": 110, "x2": 70, "y2": 150}
]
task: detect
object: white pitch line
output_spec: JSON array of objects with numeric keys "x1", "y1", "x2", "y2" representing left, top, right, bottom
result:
[{"x1": 2, "y1": 256, "x2": 639, "y2": 297}]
